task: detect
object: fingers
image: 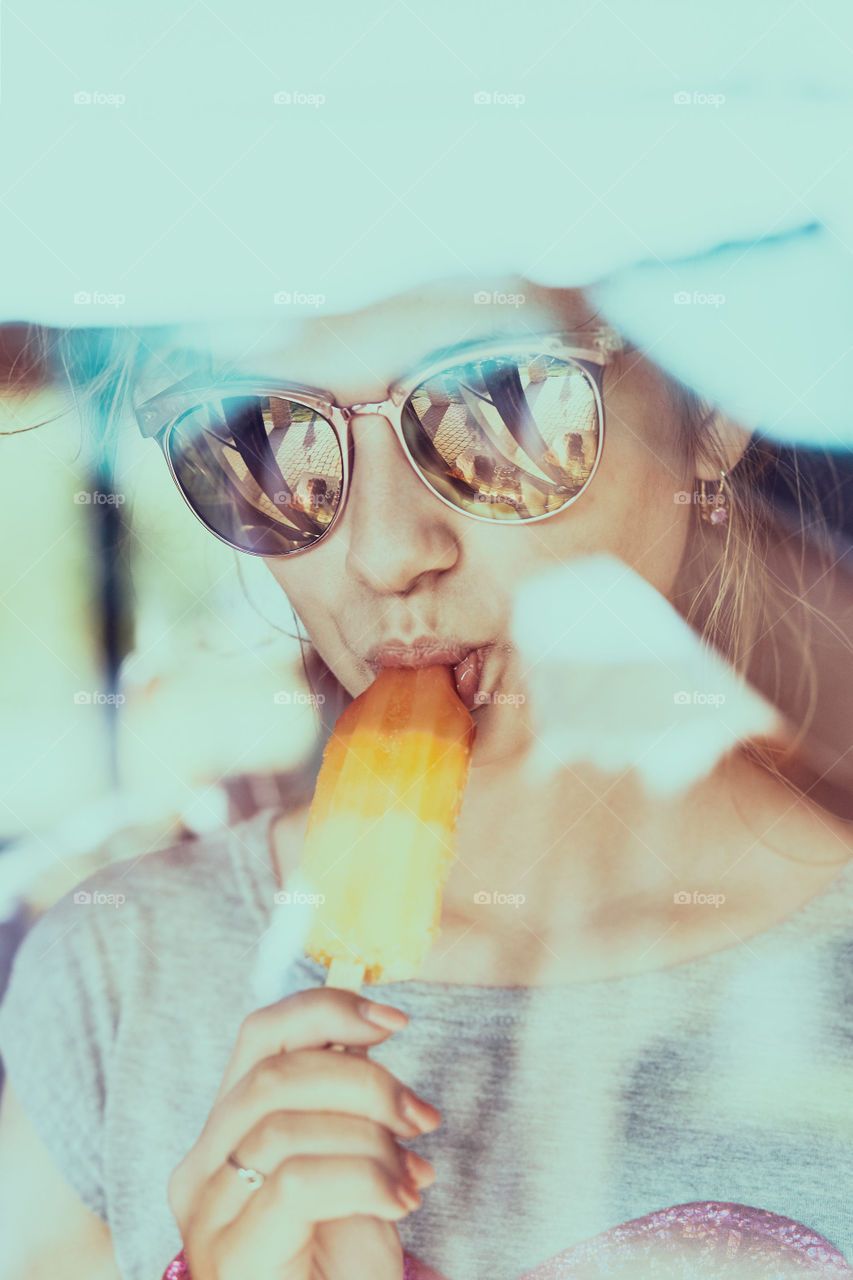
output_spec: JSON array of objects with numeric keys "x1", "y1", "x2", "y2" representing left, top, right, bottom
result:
[
  {"x1": 215, "y1": 988, "x2": 409, "y2": 1103},
  {"x1": 172, "y1": 985, "x2": 441, "y2": 1279},
  {"x1": 196, "y1": 1111, "x2": 436, "y2": 1240},
  {"x1": 192, "y1": 1153, "x2": 421, "y2": 1278},
  {"x1": 195, "y1": 1048, "x2": 441, "y2": 1184}
]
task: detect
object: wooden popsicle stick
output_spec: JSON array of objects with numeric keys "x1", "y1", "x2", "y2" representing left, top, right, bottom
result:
[
  {"x1": 324, "y1": 958, "x2": 368, "y2": 1054},
  {"x1": 325, "y1": 957, "x2": 366, "y2": 993}
]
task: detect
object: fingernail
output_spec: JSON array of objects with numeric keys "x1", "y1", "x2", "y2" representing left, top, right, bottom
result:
[
  {"x1": 359, "y1": 1000, "x2": 409, "y2": 1030},
  {"x1": 401, "y1": 1091, "x2": 442, "y2": 1131},
  {"x1": 397, "y1": 1181, "x2": 422, "y2": 1211},
  {"x1": 403, "y1": 1149, "x2": 436, "y2": 1185}
]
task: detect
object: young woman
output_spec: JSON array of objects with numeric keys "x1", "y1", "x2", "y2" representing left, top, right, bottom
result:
[{"x1": 1, "y1": 276, "x2": 852, "y2": 1280}]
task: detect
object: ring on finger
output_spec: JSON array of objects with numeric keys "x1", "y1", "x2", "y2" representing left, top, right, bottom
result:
[{"x1": 227, "y1": 1151, "x2": 266, "y2": 1190}]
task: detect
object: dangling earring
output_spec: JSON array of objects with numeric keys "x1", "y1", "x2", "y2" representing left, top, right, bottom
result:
[{"x1": 695, "y1": 469, "x2": 728, "y2": 527}]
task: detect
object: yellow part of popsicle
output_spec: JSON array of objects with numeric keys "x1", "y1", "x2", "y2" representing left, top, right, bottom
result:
[{"x1": 299, "y1": 664, "x2": 476, "y2": 986}]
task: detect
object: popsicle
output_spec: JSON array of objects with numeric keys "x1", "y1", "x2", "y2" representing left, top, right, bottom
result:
[{"x1": 298, "y1": 664, "x2": 476, "y2": 992}]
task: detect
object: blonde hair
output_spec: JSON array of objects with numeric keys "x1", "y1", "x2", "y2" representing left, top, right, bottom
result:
[
  {"x1": 665, "y1": 374, "x2": 849, "y2": 810},
  {"x1": 4, "y1": 323, "x2": 850, "y2": 814}
]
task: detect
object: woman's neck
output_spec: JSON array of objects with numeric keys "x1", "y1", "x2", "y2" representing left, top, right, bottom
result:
[
  {"x1": 445, "y1": 755, "x2": 692, "y2": 935},
  {"x1": 425, "y1": 747, "x2": 852, "y2": 986},
  {"x1": 269, "y1": 745, "x2": 853, "y2": 988}
]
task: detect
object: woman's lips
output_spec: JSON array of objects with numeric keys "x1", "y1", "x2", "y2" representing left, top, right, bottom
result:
[{"x1": 367, "y1": 641, "x2": 487, "y2": 711}]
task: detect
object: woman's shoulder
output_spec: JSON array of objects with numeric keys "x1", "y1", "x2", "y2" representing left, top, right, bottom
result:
[
  {"x1": 747, "y1": 757, "x2": 853, "y2": 871},
  {"x1": 725, "y1": 755, "x2": 853, "y2": 935},
  {"x1": 102, "y1": 804, "x2": 277, "y2": 893},
  {"x1": 9, "y1": 806, "x2": 282, "y2": 973}
]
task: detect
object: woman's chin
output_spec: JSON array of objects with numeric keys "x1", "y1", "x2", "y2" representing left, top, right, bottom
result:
[{"x1": 469, "y1": 699, "x2": 533, "y2": 768}]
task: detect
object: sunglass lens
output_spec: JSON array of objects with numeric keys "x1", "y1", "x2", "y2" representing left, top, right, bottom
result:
[
  {"x1": 402, "y1": 350, "x2": 602, "y2": 520},
  {"x1": 167, "y1": 395, "x2": 343, "y2": 554}
]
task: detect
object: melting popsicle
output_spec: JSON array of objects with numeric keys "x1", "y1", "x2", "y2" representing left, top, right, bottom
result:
[{"x1": 298, "y1": 664, "x2": 476, "y2": 991}]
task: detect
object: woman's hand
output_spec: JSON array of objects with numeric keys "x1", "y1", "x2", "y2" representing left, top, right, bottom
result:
[{"x1": 167, "y1": 987, "x2": 439, "y2": 1280}]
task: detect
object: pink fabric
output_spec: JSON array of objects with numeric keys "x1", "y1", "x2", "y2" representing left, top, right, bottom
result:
[
  {"x1": 164, "y1": 1202, "x2": 853, "y2": 1278},
  {"x1": 162, "y1": 1249, "x2": 191, "y2": 1278},
  {"x1": 402, "y1": 1202, "x2": 853, "y2": 1279}
]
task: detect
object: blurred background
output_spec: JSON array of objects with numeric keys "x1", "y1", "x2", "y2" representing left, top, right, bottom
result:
[{"x1": 0, "y1": 325, "x2": 332, "y2": 1075}]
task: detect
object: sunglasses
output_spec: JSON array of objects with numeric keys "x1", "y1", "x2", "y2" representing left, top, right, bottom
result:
[{"x1": 134, "y1": 325, "x2": 625, "y2": 557}]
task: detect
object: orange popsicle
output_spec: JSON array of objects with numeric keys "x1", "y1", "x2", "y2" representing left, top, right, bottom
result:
[{"x1": 298, "y1": 664, "x2": 476, "y2": 991}]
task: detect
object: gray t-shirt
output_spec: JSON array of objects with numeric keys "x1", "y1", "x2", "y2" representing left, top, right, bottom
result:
[{"x1": 2, "y1": 805, "x2": 853, "y2": 1279}]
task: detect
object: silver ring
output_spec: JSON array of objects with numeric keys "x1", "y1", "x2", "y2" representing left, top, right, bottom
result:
[{"x1": 227, "y1": 1151, "x2": 265, "y2": 1190}]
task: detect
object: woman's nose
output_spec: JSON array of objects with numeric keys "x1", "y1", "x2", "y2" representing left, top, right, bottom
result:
[{"x1": 340, "y1": 411, "x2": 459, "y2": 594}]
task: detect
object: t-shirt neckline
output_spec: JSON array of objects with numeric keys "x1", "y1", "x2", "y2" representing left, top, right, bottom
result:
[{"x1": 228, "y1": 804, "x2": 853, "y2": 1000}]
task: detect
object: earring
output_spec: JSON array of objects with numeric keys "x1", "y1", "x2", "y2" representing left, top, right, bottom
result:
[{"x1": 695, "y1": 469, "x2": 728, "y2": 527}]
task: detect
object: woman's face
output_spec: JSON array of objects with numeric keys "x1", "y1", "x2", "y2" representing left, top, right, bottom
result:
[{"x1": 261, "y1": 277, "x2": 695, "y2": 765}]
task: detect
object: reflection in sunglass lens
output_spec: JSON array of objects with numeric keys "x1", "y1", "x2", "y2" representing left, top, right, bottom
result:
[
  {"x1": 401, "y1": 351, "x2": 601, "y2": 520},
  {"x1": 167, "y1": 394, "x2": 343, "y2": 554}
]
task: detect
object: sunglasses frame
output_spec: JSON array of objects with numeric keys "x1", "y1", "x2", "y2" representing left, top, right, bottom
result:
[{"x1": 134, "y1": 325, "x2": 625, "y2": 557}]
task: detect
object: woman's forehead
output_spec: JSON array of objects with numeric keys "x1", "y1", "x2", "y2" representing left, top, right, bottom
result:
[{"x1": 134, "y1": 277, "x2": 597, "y2": 401}]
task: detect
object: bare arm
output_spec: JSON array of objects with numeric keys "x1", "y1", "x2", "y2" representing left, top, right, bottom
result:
[{"x1": 0, "y1": 1080, "x2": 122, "y2": 1280}]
